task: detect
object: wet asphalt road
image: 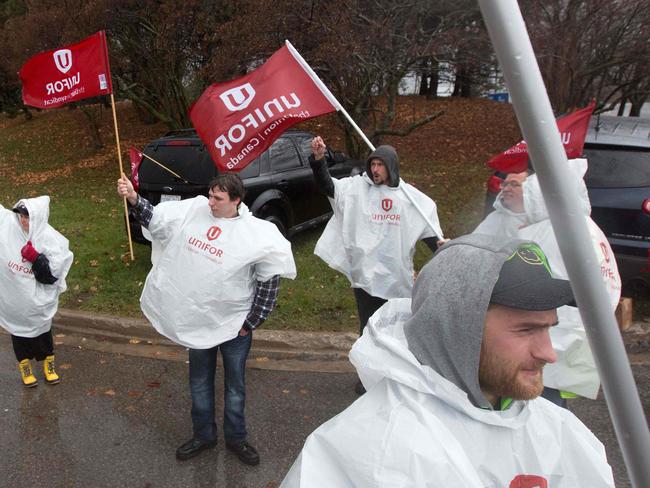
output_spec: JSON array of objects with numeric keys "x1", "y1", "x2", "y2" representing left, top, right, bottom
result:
[{"x1": 0, "y1": 334, "x2": 647, "y2": 488}]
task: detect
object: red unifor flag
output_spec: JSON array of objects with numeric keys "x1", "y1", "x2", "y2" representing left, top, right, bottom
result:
[
  {"x1": 129, "y1": 146, "x2": 144, "y2": 191},
  {"x1": 189, "y1": 43, "x2": 338, "y2": 172},
  {"x1": 487, "y1": 101, "x2": 596, "y2": 173},
  {"x1": 19, "y1": 31, "x2": 112, "y2": 109}
]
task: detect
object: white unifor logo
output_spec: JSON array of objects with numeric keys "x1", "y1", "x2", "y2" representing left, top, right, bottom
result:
[
  {"x1": 53, "y1": 49, "x2": 73, "y2": 74},
  {"x1": 219, "y1": 83, "x2": 256, "y2": 112}
]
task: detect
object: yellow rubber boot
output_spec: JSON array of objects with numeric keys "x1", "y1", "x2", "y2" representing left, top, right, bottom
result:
[
  {"x1": 43, "y1": 355, "x2": 61, "y2": 384},
  {"x1": 18, "y1": 359, "x2": 38, "y2": 388}
]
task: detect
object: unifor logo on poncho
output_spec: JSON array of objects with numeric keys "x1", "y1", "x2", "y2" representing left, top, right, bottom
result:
[
  {"x1": 509, "y1": 474, "x2": 547, "y2": 488},
  {"x1": 206, "y1": 226, "x2": 222, "y2": 241},
  {"x1": 372, "y1": 198, "x2": 400, "y2": 224},
  {"x1": 187, "y1": 235, "x2": 224, "y2": 258}
]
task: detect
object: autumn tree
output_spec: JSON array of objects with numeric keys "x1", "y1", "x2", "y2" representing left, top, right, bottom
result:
[{"x1": 521, "y1": 0, "x2": 650, "y2": 114}]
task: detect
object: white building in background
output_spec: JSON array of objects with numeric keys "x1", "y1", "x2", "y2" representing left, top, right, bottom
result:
[{"x1": 401, "y1": 70, "x2": 650, "y2": 118}]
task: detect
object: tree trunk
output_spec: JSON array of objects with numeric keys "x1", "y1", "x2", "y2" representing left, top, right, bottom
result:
[
  {"x1": 81, "y1": 106, "x2": 104, "y2": 150},
  {"x1": 452, "y1": 63, "x2": 472, "y2": 98},
  {"x1": 418, "y1": 73, "x2": 429, "y2": 96},
  {"x1": 629, "y1": 95, "x2": 647, "y2": 117},
  {"x1": 427, "y1": 62, "x2": 439, "y2": 100},
  {"x1": 617, "y1": 98, "x2": 627, "y2": 116}
]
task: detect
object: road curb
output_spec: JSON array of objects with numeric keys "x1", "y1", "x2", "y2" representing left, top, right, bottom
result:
[
  {"x1": 51, "y1": 309, "x2": 650, "y2": 368},
  {"x1": 52, "y1": 309, "x2": 357, "y2": 373}
]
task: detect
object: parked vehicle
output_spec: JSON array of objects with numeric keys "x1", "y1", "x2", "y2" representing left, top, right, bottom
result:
[
  {"x1": 484, "y1": 115, "x2": 650, "y2": 288},
  {"x1": 131, "y1": 129, "x2": 363, "y2": 240}
]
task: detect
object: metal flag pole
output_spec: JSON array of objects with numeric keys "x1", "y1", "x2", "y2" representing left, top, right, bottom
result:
[
  {"x1": 285, "y1": 40, "x2": 443, "y2": 240},
  {"x1": 476, "y1": 1, "x2": 649, "y2": 486}
]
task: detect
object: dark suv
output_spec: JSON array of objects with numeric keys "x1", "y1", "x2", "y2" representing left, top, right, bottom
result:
[
  {"x1": 131, "y1": 129, "x2": 362, "y2": 240},
  {"x1": 485, "y1": 115, "x2": 650, "y2": 287}
]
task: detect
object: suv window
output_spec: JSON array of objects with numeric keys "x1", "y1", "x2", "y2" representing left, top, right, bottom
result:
[
  {"x1": 584, "y1": 146, "x2": 650, "y2": 188},
  {"x1": 238, "y1": 157, "x2": 260, "y2": 178},
  {"x1": 269, "y1": 138, "x2": 302, "y2": 172},
  {"x1": 296, "y1": 136, "x2": 313, "y2": 160},
  {"x1": 141, "y1": 145, "x2": 215, "y2": 184}
]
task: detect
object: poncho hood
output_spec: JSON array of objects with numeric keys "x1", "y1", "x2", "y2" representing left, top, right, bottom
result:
[
  {"x1": 523, "y1": 158, "x2": 591, "y2": 225},
  {"x1": 13, "y1": 195, "x2": 51, "y2": 240},
  {"x1": 366, "y1": 145, "x2": 400, "y2": 187}
]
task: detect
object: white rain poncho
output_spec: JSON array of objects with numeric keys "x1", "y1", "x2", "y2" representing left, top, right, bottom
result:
[
  {"x1": 0, "y1": 196, "x2": 73, "y2": 337},
  {"x1": 472, "y1": 191, "x2": 527, "y2": 237},
  {"x1": 140, "y1": 197, "x2": 296, "y2": 349},
  {"x1": 281, "y1": 297, "x2": 614, "y2": 488},
  {"x1": 314, "y1": 174, "x2": 442, "y2": 299},
  {"x1": 518, "y1": 159, "x2": 621, "y2": 398}
]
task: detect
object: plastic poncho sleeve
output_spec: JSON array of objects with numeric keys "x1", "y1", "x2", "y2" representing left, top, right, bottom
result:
[
  {"x1": 405, "y1": 184, "x2": 443, "y2": 241},
  {"x1": 146, "y1": 198, "x2": 199, "y2": 248},
  {"x1": 39, "y1": 231, "x2": 73, "y2": 293},
  {"x1": 253, "y1": 234, "x2": 296, "y2": 281}
]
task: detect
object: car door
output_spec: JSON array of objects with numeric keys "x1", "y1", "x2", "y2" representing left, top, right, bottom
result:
[
  {"x1": 585, "y1": 145, "x2": 650, "y2": 259},
  {"x1": 292, "y1": 135, "x2": 332, "y2": 218},
  {"x1": 269, "y1": 136, "x2": 322, "y2": 225}
]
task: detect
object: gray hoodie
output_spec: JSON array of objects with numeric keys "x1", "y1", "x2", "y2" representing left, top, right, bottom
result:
[
  {"x1": 366, "y1": 145, "x2": 400, "y2": 187},
  {"x1": 404, "y1": 233, "x2": 528, "y2": 409}
]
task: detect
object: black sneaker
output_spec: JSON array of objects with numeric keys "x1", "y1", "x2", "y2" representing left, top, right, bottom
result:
[
  {"x1": 226, "y1": 440, "x2": 260, "y2": 466},
  {"x1": 175, "y1": 437, "x2": 218, "y2": 461}
]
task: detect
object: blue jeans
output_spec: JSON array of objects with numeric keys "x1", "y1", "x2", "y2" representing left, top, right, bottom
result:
[{"x1": 189, "y1": 332, "x2": 252, "y2": 443}]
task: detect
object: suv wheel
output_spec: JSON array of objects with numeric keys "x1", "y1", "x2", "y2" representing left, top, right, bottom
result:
[{"x1": 259, "y1": 205, "x2": 287, "y2": 237}]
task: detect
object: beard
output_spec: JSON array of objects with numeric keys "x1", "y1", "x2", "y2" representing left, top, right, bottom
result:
[{"x1": 478, "y1": 341, "x2": 546, "y2": 402}]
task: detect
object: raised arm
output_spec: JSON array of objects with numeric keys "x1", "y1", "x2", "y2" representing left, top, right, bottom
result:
[{"x1": 308, "y1": 136, "x2": 335, "y2": 198}]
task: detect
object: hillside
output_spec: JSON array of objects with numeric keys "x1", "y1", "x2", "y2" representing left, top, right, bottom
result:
[{"x1": 0, "y1": 96, "x2": 522, "y2": 327}]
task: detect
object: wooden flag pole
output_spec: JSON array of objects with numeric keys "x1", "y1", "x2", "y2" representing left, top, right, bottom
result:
[
  {"x1": 110, "y1": 93, "x2": 135, "y2": 261},
  {"x1": 141, "y1": 152, "x2": 187, "y2": 182}
]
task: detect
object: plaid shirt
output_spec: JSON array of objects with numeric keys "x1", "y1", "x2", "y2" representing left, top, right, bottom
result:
[
  {"x1": 130, "y1": 195, "x2": 155, "y2": 228},
  {"x1": 128, "y1": 195, "x2": 281, "y2": 331}
]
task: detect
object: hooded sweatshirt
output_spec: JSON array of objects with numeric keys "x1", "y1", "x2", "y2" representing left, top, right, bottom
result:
[
  {"x1": 139, "y1": 196, "x2": 296, "y2": 349},
  {"x1": 314, "y1": 145, "x2": 443, "y2": 299},
  {"x1": 516, "y1": 158, "x2": 621, "y2": 398},
  {"x1": 0, "y1": 196, "x2": 73, "y2": 337},
  {"x1": 280, "y1": 234, "x2": 614, "y2": 488}
]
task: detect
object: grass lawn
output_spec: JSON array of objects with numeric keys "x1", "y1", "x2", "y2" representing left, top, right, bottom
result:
[{"x1": 5, "y1": 98, "x2": 642, "y2": 330}]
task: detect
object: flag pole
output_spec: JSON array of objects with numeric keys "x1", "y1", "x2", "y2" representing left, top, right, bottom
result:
[
  {"x1": 110, "y1": 93, "x2": 135, "y2": 261},
  {"x1": 101, "y1": 30, "x2": 134, "y2": 261},
  {"x1": 140, "y1": 152, "x2": 188, "y2": 182},
  {"x1": 476, "y1": 1, "x2": 649, "y2": 486},
  {"x1": 285, "y1": 40, "x2": 443, "y2": 239}
]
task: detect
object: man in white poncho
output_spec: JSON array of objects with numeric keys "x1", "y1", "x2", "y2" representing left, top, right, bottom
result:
[
  {"x1": 474, "y1": 159, "x2": 621, "y2": 403},
  {"x1": 474, "y1": 170, "x2": 528, "y2": 237},
  {"x1": 117, "y1": 173, "x2": 296, "y2": 465},
  {"x1": 309, "y1": 136, "x2": 444, "y2": 393},
  {"x1": 0, "y1": 196, "x2": 73, "y2": 388},
  {"x1": 280, "y1": 234, "x2": 614, "y2": 487}
]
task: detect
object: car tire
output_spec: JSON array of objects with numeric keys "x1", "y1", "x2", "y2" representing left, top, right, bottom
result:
[{"x1": 259, "y1": 205, "x2": 287, "y2": 237}]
